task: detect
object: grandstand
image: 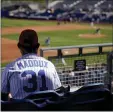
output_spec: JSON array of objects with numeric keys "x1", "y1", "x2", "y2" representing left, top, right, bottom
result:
[
  {"x1": 73, "y1": 0, "x2": 100, "y2": 9},
  {"x1": 1, "y1": 0, "x2": 113, "y2": 23},
  {"x1": 99, "y1": 0, "x2": 113, "y2": 10}
]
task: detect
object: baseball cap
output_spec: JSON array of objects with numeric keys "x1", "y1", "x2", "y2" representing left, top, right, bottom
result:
[{"x1": 18, "y1": 29, "x2": 38, "y2": 48}]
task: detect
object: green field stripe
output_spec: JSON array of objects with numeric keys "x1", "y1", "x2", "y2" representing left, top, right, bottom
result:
[
  {"x1": 1, "y1": 18, "x2": 57, "y2": 27},
  {"x1": 1, "y1": 18, "x2": 112, "y2": 30}
]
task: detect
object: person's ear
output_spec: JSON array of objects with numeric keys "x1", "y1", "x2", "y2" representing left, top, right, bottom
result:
[
  {"x1": 17, "y1": 43, "x2": 24, "y2": 55},
  {"x1": 36, "y1": 43, "x2": 40, "y2": 48},
  {"x1": 17, "y1": 43, "x2": 21, "y2": 48}
]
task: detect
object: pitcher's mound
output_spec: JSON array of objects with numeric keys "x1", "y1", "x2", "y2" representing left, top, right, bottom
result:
[{"x1": 79, "y1": 34, "x2": 106, "y2": 38}]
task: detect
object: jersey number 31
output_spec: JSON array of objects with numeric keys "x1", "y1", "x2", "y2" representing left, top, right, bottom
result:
[{"x1": 21, "y1": 70, "x2": 48, "y2": 92}]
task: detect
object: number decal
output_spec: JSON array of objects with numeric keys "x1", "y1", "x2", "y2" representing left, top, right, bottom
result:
[
  {"x1": 21, "y1": 70, "x2": 37, "y2": 92},
  {"x1": 38, "y1": 70, "x2": 48, "y2": 91}
]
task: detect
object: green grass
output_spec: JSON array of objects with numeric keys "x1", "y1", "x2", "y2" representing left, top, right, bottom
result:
[
  {"x1": 2, "y1": 18, "x2": 112, "y2": 29},
  {"x1": 2, "y1": 29, "x2": 112, "y2": 47},
  {"x1": 50, "y1": 54, "x2": 107, "y2": 68},
  {"x1": 1, "y1": 18, "x2": 57, "y2": 27},
  {"x1": 1, "y1": 62, "x2": 10, "y2": 68}
]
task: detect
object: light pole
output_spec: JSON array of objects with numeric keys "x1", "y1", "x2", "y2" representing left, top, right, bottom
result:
[{"x1": 46, "y1": 0, "x2": 49, "y2": 9}]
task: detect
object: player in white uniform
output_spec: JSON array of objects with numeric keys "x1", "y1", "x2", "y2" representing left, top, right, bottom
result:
[{"x1": 1, "y1": 29, "x2": 61, "y2": 100}]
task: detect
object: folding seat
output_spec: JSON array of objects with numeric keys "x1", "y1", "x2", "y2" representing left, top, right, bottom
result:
[
  {"x1": 66, "y1": 83, "x2": 113, "y2": 111},
  {"x1": 2, "y1": 84, "x2": 112, "y2": 111},
  {"x1": 1, "y1": 99, "x2": 38, "y2": 111},
  {"x1": 24, "y1": 87, "x2": 70, "y2": 111},
  {"x1": 25, "y1": 90, "x2": 62, "y2": 101}
]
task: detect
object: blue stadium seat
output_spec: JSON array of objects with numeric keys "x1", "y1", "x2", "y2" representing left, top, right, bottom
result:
[
  {"x1": 24, "y1": 84, "x2": 112, "y2": 111},
  {"x1": 66, "y1": 83, "x2": 113, "y2": 110},
  {"x1": 1, "y1": 99, "x2": 38, "y2": 111},
  {"x1": 25, "y1": 86, "x2": 70, "y2": 100},
  {"x1": 25, "y1": 90, "x2": 63, "y2": 101},
  {"x1": 1, "y1": 84, "x2": 112, "y2": 111}
]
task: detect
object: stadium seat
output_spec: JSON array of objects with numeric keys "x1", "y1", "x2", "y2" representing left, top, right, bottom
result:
[
  {"x1": 25, "y1": 86, "x2": 70, "y2": 100},
  {"x1": 2, "y1": 84, "x2": 112, "y2": 111},
  {"x1": 1, "y1": 99, "x2": 38, "y2": 111},
  {"x1": 33, "y1": 83, "x2": 113, "y2": 111},
  {"x1": 25, "y1": 90, "x2": 59, "y2": 99},
  {"x1": 1, "y1": 86, "x2": 70, "y2": 111},
  {"x1": 1, "y1": 97, "x2": 64, "y2": 111},
  {"x1": 23, "y1": 86, "x2": 70, "y2": 110},
  {"x1": 66, "y1": 83, "x2": 113, "y2": 111},
  {"x1": 23, "y1": 84, "x2": 112, "y2": 111}
]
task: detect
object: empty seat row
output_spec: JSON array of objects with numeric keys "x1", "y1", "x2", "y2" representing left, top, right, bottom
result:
[{"x1": 1, "y1": 84, "x2": 113, "y2": 111}]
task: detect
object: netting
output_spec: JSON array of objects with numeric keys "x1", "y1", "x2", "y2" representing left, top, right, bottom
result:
[
  {"x1": 59, "y1": 64, "x2": 106, "y2": 87},
  {"x1": 49, "y1": 54, "x2": 108, "y2": 87}
]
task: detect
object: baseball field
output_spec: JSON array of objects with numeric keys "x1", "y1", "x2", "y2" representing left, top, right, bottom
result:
[{"x1": 1, "y1": 18, "x2": 112, "y2": 67}]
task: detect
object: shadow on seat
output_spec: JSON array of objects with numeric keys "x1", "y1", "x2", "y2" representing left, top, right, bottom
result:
[
  {"x1": 25, "y1": 90, "x2": 62, "y2": 100},
  {"x1": 65, "y1": 83, "x2": 113, "y2": 111},
  {"x1": 1, "y1": 84, "x2": 112, "y2": 111},
  {"x1": 35, "y1": 84, "x2": 112, "y2": 111},
  {"x1": 1, "y1": 99, "x2": 38, "y2": 111},
  {"x1": 1, "y1": 90, "x2": 66, "y2": 111}
]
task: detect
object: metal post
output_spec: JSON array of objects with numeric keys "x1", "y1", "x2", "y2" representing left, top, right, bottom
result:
[
  {"x1": 79, "y1": 47, "x2": 83, "y2": 56},
  {"x1": 107, "y1": 51, "x2": 113, "y2": 91},
  {"x1": 58, "y1": 49, "x2": 62, "y2": 58},
  {"x1": 99, "y1": 46, "x2": 102, "y2": 54},
  {"x1": 46, "y1": 0, "x2": 49, "y2": 9},
  {"x1": 40, "y1": 49, "x2": 43, "y2": 57}
]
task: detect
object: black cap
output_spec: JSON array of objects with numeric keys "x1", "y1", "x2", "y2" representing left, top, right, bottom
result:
[{"x1": 18, "y1": 29, "x2": 38, "y2": 48}]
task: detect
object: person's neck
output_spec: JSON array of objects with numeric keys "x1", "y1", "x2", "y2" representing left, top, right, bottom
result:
[{"x1": 22, "y1": 52, "x2": 37, "y2": 56}]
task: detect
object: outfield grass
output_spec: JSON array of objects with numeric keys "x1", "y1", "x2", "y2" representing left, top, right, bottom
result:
[
  {"x1": 51, "y1": 54, "x2": 107, "y2": 68},
  {"x1": 2, "y1": 29, "x2": 112, "y2": 47},
  {"x1": 2, "y1": 18, "x2": 112, "y2": 29},
  {"x1": 1, "y1": 18, "x2": 57, "y2": 27}
]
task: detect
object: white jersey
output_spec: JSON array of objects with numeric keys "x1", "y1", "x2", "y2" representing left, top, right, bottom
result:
[
  {"x1": 1, "y1": 53, "x2": 61, "y2": 99},
  {"x1": 90, "y1": 22, "x2": 94, "y2": 27}
]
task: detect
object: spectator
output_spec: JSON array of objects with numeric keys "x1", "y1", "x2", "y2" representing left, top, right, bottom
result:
[{"x1": 1, "y1": 29, "x2": 61, "y2": 100}]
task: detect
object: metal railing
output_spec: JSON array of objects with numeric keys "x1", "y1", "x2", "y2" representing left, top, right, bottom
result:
[
  {"x1": 40, "y1": 43, "x2": 113, "y2": 87},
  {"x1": 40, "y1": 43, "x2": 113, "y2": 57}
]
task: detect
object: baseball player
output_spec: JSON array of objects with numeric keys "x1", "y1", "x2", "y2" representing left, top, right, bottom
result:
[
  {"x1": 90, "y1": 18, "x2": 94, "y2": 28},
  {"x1": 94, "y1": 28, "x2": 101, "y2": 34},
  {"x1": 1, "y1": 29, "x2": 61, "y2": 100},
  {"x1": 45, "y1": 37, "x2": 50, "y2": 46}
]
